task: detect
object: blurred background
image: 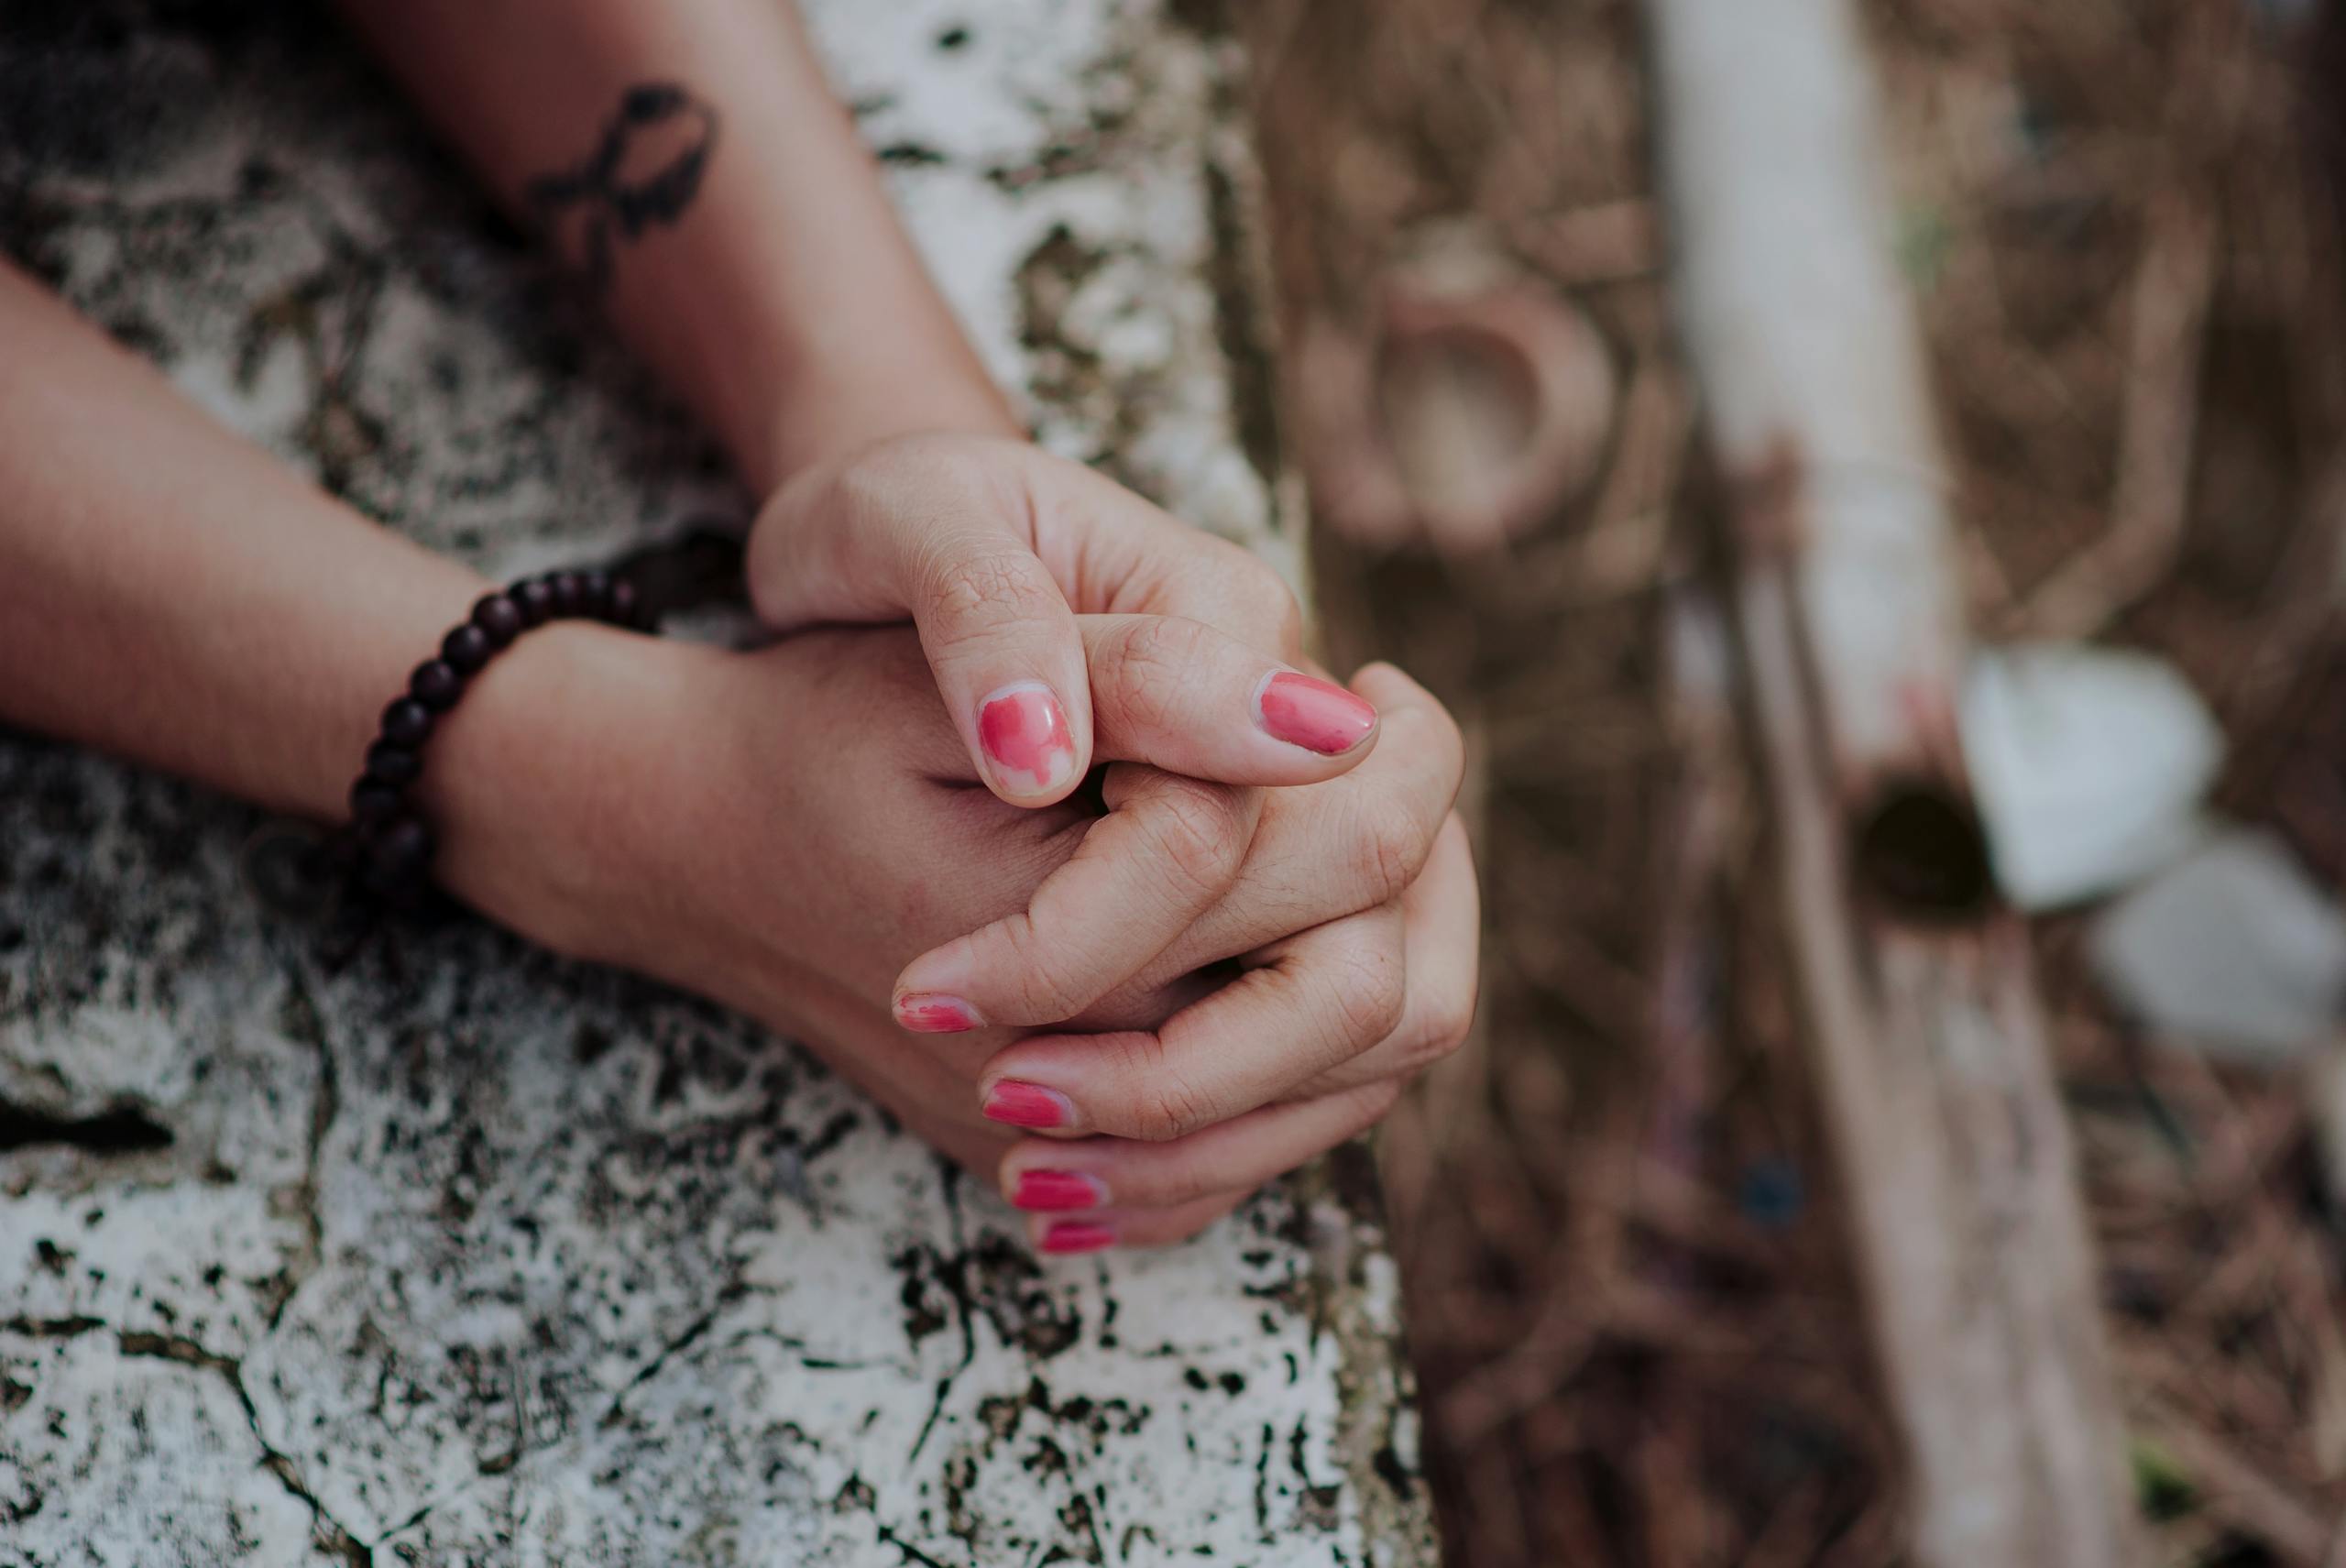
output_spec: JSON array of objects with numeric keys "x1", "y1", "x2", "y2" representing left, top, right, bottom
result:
[{"x1": 1228, "y1": 0, "x2": 2346, "y2": 1563}]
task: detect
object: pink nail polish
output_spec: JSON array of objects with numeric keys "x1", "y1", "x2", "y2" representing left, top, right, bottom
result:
[
  {"x1": 1255, "y1": 672, "x2": 1376, "y2": 756},
  {"x1": 1041, "y1": 1222, "x2": 1116, "y2": 1255},
  {"x1": 896, "y1": 994, "x2": 979, "y2": 1033},
  {"x1": 978, "y1": 682, "x2": 1077, "y2": 797},
  {"x1": 1012, "y1": 1170, "x2": 1109, "y2": 1212},
  {"x1": 982, "y1": 1080, "x2": 1074, "y2": 1129}
]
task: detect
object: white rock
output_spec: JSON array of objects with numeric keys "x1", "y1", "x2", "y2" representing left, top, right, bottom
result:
[
  {"x1": 2088, "y1": 829, "x2": 2346, "y2": 1059},
  {"x1": 1962, "y1": 642, "x2": 2224, "y2": 911}
]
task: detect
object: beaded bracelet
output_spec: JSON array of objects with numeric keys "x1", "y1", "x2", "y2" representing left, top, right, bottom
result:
[{"x1": 337, "y1": 567, "x2": 655, "y2": 909}]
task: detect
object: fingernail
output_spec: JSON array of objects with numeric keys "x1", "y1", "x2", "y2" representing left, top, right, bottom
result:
[
  {"x1": 1041, "y1": 1222, "x2": 1116, "y2": 1255},
  {"x1": 1255, "y1": 672, "x2": 1376, "y2": 755},
  {"x1": 982, "y1": 1080, "x2": 1075, "y2": 1129},
  {"x1": 978, "y1": 681, "x2": 1078, "y2": 798},
  {"x1": 896, "y1": 993, "x2": 980, "y2": 1033},
  {"x1": 1012, "y1": 1170, "x2": 1109, "y2": 1212}
]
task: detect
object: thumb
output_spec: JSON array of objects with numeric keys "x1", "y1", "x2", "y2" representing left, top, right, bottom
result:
[{"x1": 750, "y1": 440, "x2": 1093, "y2": 806}]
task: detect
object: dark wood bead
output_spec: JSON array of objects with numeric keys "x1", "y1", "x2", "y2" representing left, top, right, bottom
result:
[
  {"x1": 606, "y1": 578, "x2": 640, "y2": 627},
  {"x1": 443, "y1": 623, "x2": 493, "y2": 674},
  {"x1": 411, "y1": 659, "x2": 464, "y2": 710},
  {"x1": 549, "y1": 571, "x2": 586, "y2": 616},
  {"x1": 379, "y1": 697, "x2": 433, "y2": 748},
  {"x1": 369, "y1": 816, "x2": 433, "y2": 880},
  {"x1": 472, "y1": 592, "x2": 523, "y2": 647},
  {"x1": 365, "y1": 740, "x2": 422, "y2": 787},
  {"x1": 360, "y1": 816, "x2": 434, "y2": 897},
  {"x1": 577, "y1": 568, "x2": 612, "y2": 617},
  {"x1": 349, "y1": 778, "x2": 403, "y2": 826},
  {"x1": 513, "y1": 577, "x2": 555, "y2": 627}
]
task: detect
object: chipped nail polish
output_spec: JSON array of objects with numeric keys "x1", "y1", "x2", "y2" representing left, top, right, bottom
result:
[
  {"x1": 896, "y1": 994, "x2": 979, "y2": 1033},
  {"x1": 1012, "y1": 1170, "x2": 1109, "y2": 1212},
  {"x1": 978, "y1": 682, "x2": 1077, "y2": 797},
  {"x1": 981, "y1": 1080, "x2": 1074, "y2": 1129},
  {"x1": 1041, "y1": 1222, "x2": 1116, "y2": 1255},
  {"x1": 1255, "y1": 672, "x2": 1376, "y2": 755}
]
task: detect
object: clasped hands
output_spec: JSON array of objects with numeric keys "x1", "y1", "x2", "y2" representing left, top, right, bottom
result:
[{"x1": 466, "y1": 434, "x2": 1477, "y2": 1254}]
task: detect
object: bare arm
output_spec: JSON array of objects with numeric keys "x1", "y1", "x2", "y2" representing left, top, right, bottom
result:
[
  {"x1": 0, "y1": 258, "x2": 692, "y2": 966},
  {"x1": 334, "y1": 0, "x2": 1017, "y2": 491},
  {"x1": 0, "y1": 261, "x2": 493, "y2": 821},
  {"x1": 0, "y1": 0, "x2": 1015, "y2": 895}
]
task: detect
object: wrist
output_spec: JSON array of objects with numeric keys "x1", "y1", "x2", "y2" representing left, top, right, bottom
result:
[{"x1": 419, "y1": 620, "x2": 712, "y2": 969}]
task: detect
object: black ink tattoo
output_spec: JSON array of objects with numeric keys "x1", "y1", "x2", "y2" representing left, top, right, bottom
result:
[{"x1": 526, "y1": 83, "x2": 719, "y2": 289}]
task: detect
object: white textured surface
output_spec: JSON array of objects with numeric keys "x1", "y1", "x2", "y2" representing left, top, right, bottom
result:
[{"x1": 0, "y1": 5, "x2": 1430, "y2": 1564}]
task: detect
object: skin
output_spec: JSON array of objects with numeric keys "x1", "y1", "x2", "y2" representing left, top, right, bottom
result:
[{"x1": 0, "y1": 0, "x2": 1483, "y2": 1251}]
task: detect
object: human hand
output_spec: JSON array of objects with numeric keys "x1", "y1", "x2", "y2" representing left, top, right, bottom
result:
[
  {"x1": 424, "y1": 612, "x2": 1399, "y2": 1179},
  {"x1": 747, "y1": 433, "x2": 1370, "y2": 806},
  {"x1": 429, "y1": 620, "x2": 1476, "y2": 1247},
  {"x1": 740, "y1": 435, "x2": 1481, "y2": 1248},
  {"x1": 968, "y1": 664, "x2": 1480, "y2": 1253}
]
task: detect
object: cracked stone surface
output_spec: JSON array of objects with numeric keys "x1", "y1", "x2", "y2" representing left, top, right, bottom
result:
[{"x1": 0, "y1": 4, "x2": 1431, "y2": 1565}]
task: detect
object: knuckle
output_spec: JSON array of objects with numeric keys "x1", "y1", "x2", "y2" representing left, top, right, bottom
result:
[
  {"x1": 1403, "y1": 972, "x2": 1480, "y2": 1073},
  {"x1": 1113, "y1": 1057, "x2": 1220, "y2": 1143},
  {"x1": 1427, "y1": 703, "x2": 1467, "y2": 795},
  {"x1": 1099, "y1": 616, "x2": 1210, "y2": 736},
  {"x1": 832, "y1": 437, "x2": 948, "y2": 521},
  {"x1": 1139, "y1": 784, "x2": 1249, "y2": 905},
  {"x1": 1437, "y1": 970, "x2": 1482, "y2": 1050},
  {"x1": 1328, "y1": 939, "x2": 1408, "y2": 1049},
  {"x1": 1354, "y1": 798, "x2": 1431, "y2": 907},
  {"x1": 921, "y1": 549, "x2": 1063, "y2": 643},
  {"x1": 992, "y1": 916, "x2": 1095, "y2": 1022},
  {"x1": 1237, "y1": 563, "x2": 1304, "y2": 650},
  {"x1": 1380, "y1": 676, "x2": 1466, "y2": 801},
  {"x1": 1349, "y1": 1080, "x2": 1407, "y2": 1130},
  {"x1": 1192, "y1": 536, "x2": 1302, "y2": 651},
  {"x1": 850, "y1": 431, "x2": 984, "y2": 495},
  {"x1": 825, "y1": 451, "x2": 894, "y2": 520},
  {"x1": 1127, "y1": 1082, "x2": 1208, "y2": 1143}
]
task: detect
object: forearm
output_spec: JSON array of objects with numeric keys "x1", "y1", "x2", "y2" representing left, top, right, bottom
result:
[
  {"x1": 336, "y1": 0, "x2": 1017, "y2": 492},
  {"x1": 0, "y1": 260, "x2": 653, "y2": 950},
  {"x1": 0, "y1": 262, "x2": 496, "y2": 818}
]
